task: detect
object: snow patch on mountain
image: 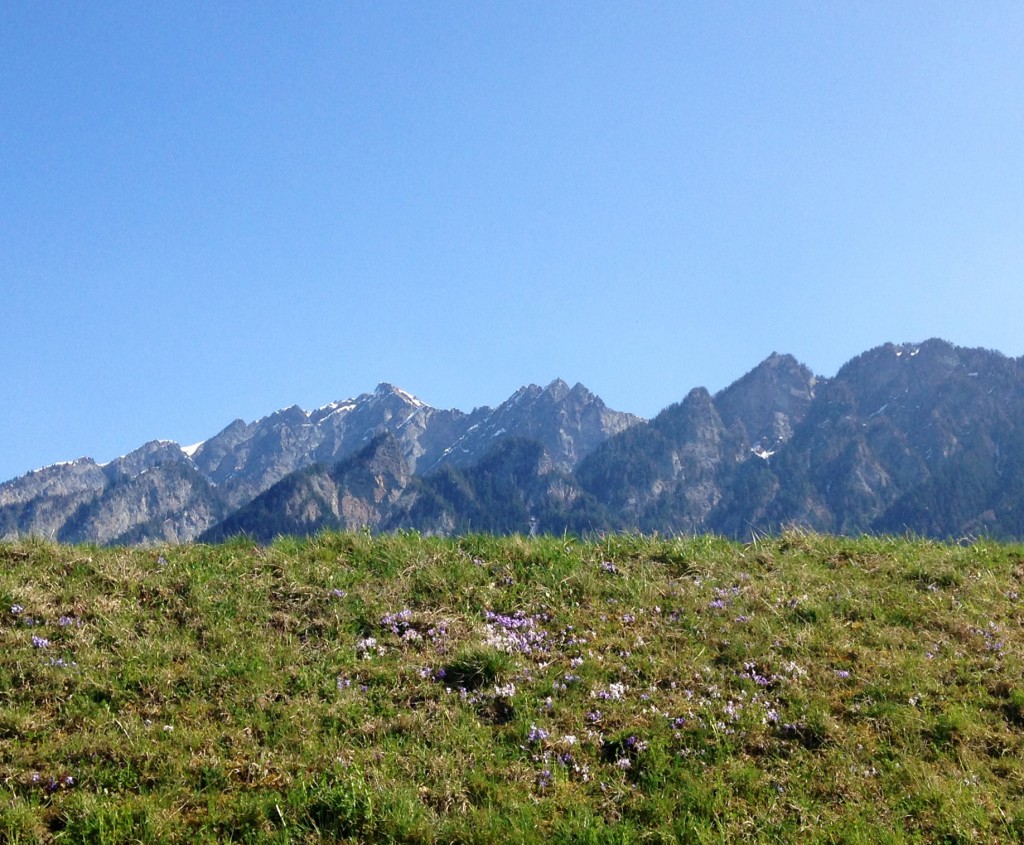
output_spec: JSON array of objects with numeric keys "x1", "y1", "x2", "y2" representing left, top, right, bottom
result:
[{"x1": 181, "y1": 441, "x2": 205, "y2": 458}]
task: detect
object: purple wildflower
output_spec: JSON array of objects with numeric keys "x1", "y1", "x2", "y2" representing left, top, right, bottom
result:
[
  {"x1": 48, "y1": 657, "x2": 76, "y2": 668},
  {"x1": 593, "y1": 681, "x2": 626, "y2": 701},
  {"x1": 31, "y1": 635, "x2": 50, "y2": 649},
  {"x1": 739, "y1": 662, "x2": 773, "y2": 687},
  {"x1": 484, "y1": 610, "x2": 549, "y2": 656},
  {"x1": 380, "y1": 609, "x2": 415, "y2": 636},
  {"x1": 527, "y1": 725, "x2": 549, "y2": 744}
]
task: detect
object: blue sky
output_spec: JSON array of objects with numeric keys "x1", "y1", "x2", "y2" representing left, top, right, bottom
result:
[{"x1": 3, "y1": 2, "x2": 1023, "y2": 482}]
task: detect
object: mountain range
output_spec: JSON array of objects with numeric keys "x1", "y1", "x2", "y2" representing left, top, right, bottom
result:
[{"x1": 4, "y1": 338, "x2": 1024, "y2": 545}]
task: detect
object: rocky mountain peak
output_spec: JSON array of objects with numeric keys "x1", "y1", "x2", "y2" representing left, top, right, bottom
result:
[
  {"x1": 0, "y1": 457, "x2": 105, "y2": 507},
  {"x1": 372, "y1": 383, "x2": 427, "y2": 408},
  {"x1": 11, "y1": 339, "x2": 1024, "y2": 546},
  {"x1": 97, "y1": 440, "x2": 194, "y2": 486},
  {"x1": 427, "y1": 379, "x2": 642, "y2": 475},
  {"x1": 544, "y1": 378, "x2": 571, "y2": 401},
  {"x1": 714, "y1": 352, "x2": 818, "y2": 450}
]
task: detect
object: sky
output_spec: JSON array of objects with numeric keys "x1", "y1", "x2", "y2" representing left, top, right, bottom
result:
[{"x1": 3, "y1": 1, "x2": 1024, "y2": 483}]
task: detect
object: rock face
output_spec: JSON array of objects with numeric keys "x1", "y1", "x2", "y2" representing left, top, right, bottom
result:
[
  {"x1": 188, "y1": 384, "x2": 469, "y2": 508},
  {"x1": 759, "y1": 339, "x2": 1024, "y2": 537},
  {"x1": 1, "y1": 381, "x2": 640, "y2": 545},
  {"x1": 420, "y1": 379, "x2": 643, "y2": 475},
  {"x1": 714, "y1": 353, "x2": 818, "y2": 454},
  {"x1": 7, "y1": 339, "x2": 1024, "y2": 545},
  {"x1": 0, "y1": 442, "x2": 225, "y2": 546},
  {"x1": 386, "y1": 437, "x2": 603, "y2": 538},
  {"x1": 577, "y1": 339, "x2": 1024, "y2": 540},
  {"x1": 201, "y1": 434, "x2": 413, "y2": 543},
  {"x1": 572, "y1": 352, "x2": 817, "y2": 535}
]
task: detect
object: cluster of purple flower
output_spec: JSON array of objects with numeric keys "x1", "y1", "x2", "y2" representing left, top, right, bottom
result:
[
  {"x1": 979, "y1": 622, "x2": 1005, "y2": 653},
  {"x1": 9, "y1": 604, "x2": 44, "y2": 627},
  {"x1": 380, "y1": 609, "x2": 415, "y2": 636},
  {"x1": 707, "y1": 585, "x2": 743, "y2": 611},
  {"x1": 379, "y1": 609, "x2": 449, "y2": 650},
  {"x1": 558, "y1": 625, "x2": 588, "y2": 648},
  {"x1": 738, "y1": 662, "x2": 774, "y2": 688},
  {"x1": 426, "y1": 621, "x2": 449, "y2": 649},
  {"x1": 30, "y1": 772, "x2": 75, "y2": 792},
  {"x1": 523, "y1": 726, "x2": 594, "y2": 788},
  {"x1": 664, "y1": 662, "x2": 793, "y2": 747},
  {"x1": 484, "y1": 610, "x2": 550, "y2": 656},
  {"x1": 593, "y1": 682, "x2": 627, "y2": 701},
  {"x1": 355, "y1": 636, "x2": 384, "y2": 658},
  {"x1": 527, "y1": 724, "x2": 549, "y2": 744}
]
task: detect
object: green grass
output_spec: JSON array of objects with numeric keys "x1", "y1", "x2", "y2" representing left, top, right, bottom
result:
[{"x1": 1, "y1": 531, "x2": 1023, "y2": 842}]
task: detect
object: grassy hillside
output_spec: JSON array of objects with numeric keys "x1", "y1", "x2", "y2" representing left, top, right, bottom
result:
[{"x1": 1, "y1": 531, "x2": 1023, "y2": 843}]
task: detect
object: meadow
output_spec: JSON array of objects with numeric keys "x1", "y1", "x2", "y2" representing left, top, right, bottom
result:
[{"x1": 1, "y1": 531, "x2": 1022, "y2": 843}]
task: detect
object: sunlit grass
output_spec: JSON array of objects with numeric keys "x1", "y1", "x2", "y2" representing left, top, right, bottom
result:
[{"x1": 1, "y1": 532, "x2": 1023, "y2": 842}]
